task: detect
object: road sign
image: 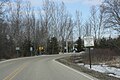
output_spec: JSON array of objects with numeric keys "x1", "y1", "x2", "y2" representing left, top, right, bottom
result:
[
  {"x1": 16, "y1": 47, "x2": 20, "y2": 57},
  {"x1": 39, "y1": 47, "x2": 43, "y2": 51},
  {"x1": 84, "y1": 36, "x2": 94, "y2": 47},
  {"x1": 30, "y1": 47, "x2": 33, "y2": 51},
  {"x1": 16, "y1": 47, "x2": 20, "y2": 51}
]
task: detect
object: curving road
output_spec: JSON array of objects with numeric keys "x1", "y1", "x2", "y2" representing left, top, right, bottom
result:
[{"x1": 0, "y1": 54, "x2": 98, "y2": 80}]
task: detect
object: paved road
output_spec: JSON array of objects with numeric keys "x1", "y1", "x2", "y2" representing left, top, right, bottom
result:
[{"x1": 0, "y1": 54, "x2": 98, "y2": 80}]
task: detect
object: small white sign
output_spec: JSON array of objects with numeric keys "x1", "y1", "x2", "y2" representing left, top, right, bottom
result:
[
  {"x1": 84, "y1": 36, "x2": 94, "y2": 47},
  {"x1": 16, "y1": 47, "x2": 20, "y2": 50},
  {"x1": 30, "y1": 47, "x2": 33, "y2": 51}
]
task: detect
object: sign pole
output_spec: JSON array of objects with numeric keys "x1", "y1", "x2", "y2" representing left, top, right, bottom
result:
[
  {"x1": 17, "y1": 51, "x2": 19, "y2": 57},
  {"x1": 88, "y1": 47, "x2": 91, "y2": 69},
  {"x1": 30, "y1": 47, "x2": 33, "y2": 56},
  {"x1": 16, "y1": 47, "x2": 20, "y2": 58},
  {"x1": 31, "y1": 51, "x2": 32, "y2": 56}
]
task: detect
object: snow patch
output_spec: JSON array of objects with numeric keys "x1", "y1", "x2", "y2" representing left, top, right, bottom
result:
[{"x1": 77, "y1": 63, "x2": 120, "y2": 78}]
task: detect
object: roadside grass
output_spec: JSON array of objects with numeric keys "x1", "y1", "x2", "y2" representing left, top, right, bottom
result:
[{"x1": 81, "y1": 48, "x2": 120, "y2": 68}]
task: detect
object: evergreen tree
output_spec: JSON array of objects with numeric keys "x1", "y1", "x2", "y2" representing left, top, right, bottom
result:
[
  {"x1": 75, "y1": 37, "x2": 83, "y2": 52},
  {"x1": 46, "y1": 39, "x2": 52, "y2": 54},
  {"x1": 47, "y1": 37, "x2": 59, "y2": 54}
]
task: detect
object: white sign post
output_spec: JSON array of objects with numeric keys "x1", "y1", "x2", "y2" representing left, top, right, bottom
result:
[
  {"x1": 30, "y1": 47, "x2": 33, "y2": 51},
  {"x1": 16, "y1": 47, "x2": 20, "y2": 57},
  {"x1": 30, "y1": 47, "x2": 33, "y2": 56},
  {"x1": 84, "y1": 36, "x2": 94, "y2": 69}
]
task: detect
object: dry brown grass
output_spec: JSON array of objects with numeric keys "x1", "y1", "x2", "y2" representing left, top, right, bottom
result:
[{"x1": 69, "y1": 48, "x2": 120, "y2": 68}]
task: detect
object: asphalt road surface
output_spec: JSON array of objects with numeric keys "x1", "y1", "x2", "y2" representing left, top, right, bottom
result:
[{"x1": 0, "y1": 54, "x2": 98, "y2": 80}]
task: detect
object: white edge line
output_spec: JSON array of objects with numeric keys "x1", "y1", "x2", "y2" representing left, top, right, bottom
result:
[
  {"x1": 0, "y1": 54, "x2": 60, "y2": 64},
  {"x1": 53, "y1": 59, "x2": 99, "y2": 80},
  {"x1": 0, "y1": 56, "x2": 44, "y2": 64}
]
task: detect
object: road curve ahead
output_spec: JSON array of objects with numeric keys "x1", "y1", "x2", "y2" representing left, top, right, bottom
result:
[{"x1": 0, "y1": 54, "x2": 98, "y2": 80}]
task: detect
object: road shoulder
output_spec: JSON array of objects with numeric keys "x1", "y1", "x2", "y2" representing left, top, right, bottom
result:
[{"x1": 55, "y1": 57, "x2": 120, "y2": 80}]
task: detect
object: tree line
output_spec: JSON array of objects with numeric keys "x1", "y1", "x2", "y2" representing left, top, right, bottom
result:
[{"x1": 0, "y1": 0, "x2": 119, "y2": 59}]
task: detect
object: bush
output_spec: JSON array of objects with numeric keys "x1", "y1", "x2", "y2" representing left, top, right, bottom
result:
[{"x1": 82, "y1": 48, "x2": 117, "y2": 64}]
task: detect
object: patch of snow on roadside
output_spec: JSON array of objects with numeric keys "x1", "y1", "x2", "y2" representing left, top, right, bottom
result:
[
  {"x1": 78, "y1": 63, "x2": 84, "y2": 66},
  {"x1": 77, "y1": 63, "x2": 120, "y2": 78}
]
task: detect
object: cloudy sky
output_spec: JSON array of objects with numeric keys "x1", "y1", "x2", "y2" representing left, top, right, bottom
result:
[{"x1": 27, "y1": 0, "x2": 103, "y2": 20}]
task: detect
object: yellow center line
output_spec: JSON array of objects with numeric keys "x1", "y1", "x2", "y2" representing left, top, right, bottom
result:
[
  {"x1": 8, "y1": 64, "x2": 28, "y2": 80},
  {"x1": 3, "y1": 62, "x2": 29, "y2": 80},
  {"x1": 3, "y1": 64, "x2": 25, "y2": 80}
]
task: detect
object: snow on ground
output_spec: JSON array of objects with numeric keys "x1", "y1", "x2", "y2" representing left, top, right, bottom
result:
[{"x1": 77, "y1": 63, "x2": 120, "y2": 78}]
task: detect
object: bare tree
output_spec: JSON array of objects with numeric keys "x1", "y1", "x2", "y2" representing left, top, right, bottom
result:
[
  {"x1": 57, "y1": 2, "x2": 74, "y2": 52},
  {"x1": 98, "y1": 4, "x2": 106, "y2": 40},
  {"x1": 8, "y1": 0, "x2": 23, "y2": 47},
  {"x1": 75, "y1": 10, "x2": 82, "y2": 38},
  {"x1": 0, "y1": 0, "x2": 16, "y2": 58},
  {"x1": 90, "y1": 6, "x2": 98, "y2": 40},
  {"x1": 83, "y1": 20, "x2": 92, "y2": 36},
  {"x1": 103, "y1": 0, "x2": 120, "y2": 32},
  {"x1": 24, "y1": 1, "x2": 32, "y2": 41},
  {"x1": 0, "y1": 0, "x2": 7, "y2": 58},
  {"x1": 30, "y1": 9, "x2": 36, "y2": 50}
]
